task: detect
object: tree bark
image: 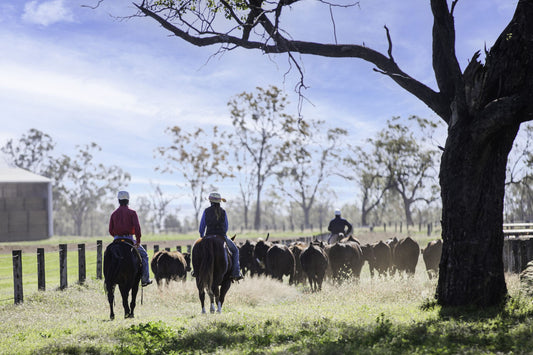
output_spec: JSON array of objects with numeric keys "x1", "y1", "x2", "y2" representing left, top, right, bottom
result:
[{"x1": 437, "y1": 119, "x2": 519, "y2": 306}]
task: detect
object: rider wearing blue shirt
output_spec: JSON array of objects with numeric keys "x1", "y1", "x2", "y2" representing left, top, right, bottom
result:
[{"x1": 197, "y1": 192, "x2": 243, "y2": 281}]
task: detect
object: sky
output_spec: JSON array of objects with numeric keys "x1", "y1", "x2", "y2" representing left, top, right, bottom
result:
[{"x1": 0, "y1": 0, "x2": 520, "y2": 218}]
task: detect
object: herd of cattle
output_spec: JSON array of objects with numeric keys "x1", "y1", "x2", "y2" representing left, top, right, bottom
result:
[{"x1": 149, "y1": 234, "x2": 443, "y2": 291}]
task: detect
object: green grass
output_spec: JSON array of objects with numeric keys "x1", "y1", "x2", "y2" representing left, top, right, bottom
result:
[{"x1": 1, "y1": 256, "x2": 531, "y2": 354}]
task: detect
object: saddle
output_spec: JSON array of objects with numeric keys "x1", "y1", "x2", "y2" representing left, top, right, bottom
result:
[
  {"x1": 197, "y1": 235, "x2": 232, "y2": 256},
  {"x1": 113, "y1": 239, "x2": 142, "y2": 267}
]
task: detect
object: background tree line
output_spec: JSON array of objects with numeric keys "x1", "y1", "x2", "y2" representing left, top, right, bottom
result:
[{"x1": 3, "y1": 87, "x2": 533, "y2": 236}]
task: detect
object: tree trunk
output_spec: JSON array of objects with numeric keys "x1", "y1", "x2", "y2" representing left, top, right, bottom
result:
[
  {"x1": 303, "y1": 206, "x2": 310, "y2": 228},
  {"x1": 402, "y1": 196, "x2": 414, "y2": 226},
  {"x1": 254, "y1": 187, "x2": 261, "y2": 230},
  {"x1": 243, "y1": 204, "x2": 249, "y2": 230},
  {"x1": 437, "y1": 119, "x2": 519, "y2": 307}
]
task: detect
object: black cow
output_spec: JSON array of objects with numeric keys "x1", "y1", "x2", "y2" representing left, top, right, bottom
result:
[
  {"x1": 422, "y1": 239, "x2": 442, "y2": 279},
  {"x1": 300, "y1": 241, "x2": 329, "y2": 291},
  {"x1": 265, "y1": 243, "x2": 296, "y2": 284},
  {"x1": 254, "y1": 235, "x2": 273, "y2": 274},
  {"x1": 391, "y1": 236, "x2": 420, "y2": 276},
  {"x1": 239, "y1": 240, "x2": 262, "y2": 277},
  {"x1": 289, "y1": 241, "x2": 307, "y2": 285},
  {"x1": 151, "y1": 250, "x2": 191, "y2": 286},
  {"x1": 371, "y1": 240, "x2": 393, "y2": 278},
  {"x1": 327, "y1": 239, "x2": 364, "y2": 283}
]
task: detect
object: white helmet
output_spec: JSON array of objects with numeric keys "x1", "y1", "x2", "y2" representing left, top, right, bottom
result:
[
  {"x1": 117, "y1": 190, "x2": 130, "y2": 200},
  {"x1": 334, "y1": 209, "x2": 341, "y2": 216}
]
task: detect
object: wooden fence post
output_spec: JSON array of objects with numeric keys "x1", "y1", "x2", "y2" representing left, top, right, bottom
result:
[
  {"x1": 37, "y1": 247, "x2": 45, "y2": 291},
  {"x1": 12, "y1": 250, "x2": 23, "y2": 304},
  {"x1": 78, "y1": 244, "x2": 86, "y2": 285},
  {"x1": 96, "y1": 240, "x2": 102, "y2": 280},
  {"x1": 59, "y1": 244, "x2": 68, "y2": 290}
]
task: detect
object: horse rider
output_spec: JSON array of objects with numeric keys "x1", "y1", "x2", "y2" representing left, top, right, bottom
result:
[
  {"x1": 109, "y1": 190, "x2": 152, "y2": 287},
  {"x1": 327, "y1": 208, "x2": 353, "y2": 244},
  {"x1": 193, "y1": 192, "x2": 244, "y2": 281}
]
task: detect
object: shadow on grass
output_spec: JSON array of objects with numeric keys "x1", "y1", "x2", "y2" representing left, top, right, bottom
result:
[{"x1": 36, "y1": 296, "x2": 533, "y2": 355}]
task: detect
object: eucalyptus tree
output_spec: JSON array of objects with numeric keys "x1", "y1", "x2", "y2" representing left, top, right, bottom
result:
[
  {"x1": 1, "y1": 129, "x2": 70, "y2": 211},
  {"x1": 149, "y1": 182, "x2": 175, "y2": 233},
  {"x1": 233, "y1": 141, "x2": 256, "y2": 230},
  {"x1": 277, "y1": 119, "x2": 347, "y2": 228},
  {"x1": 156, "y1": 126, "x2": 232, "y2": 227},
  {"x1": 344, "y1": 145, "x2": 393, "y2": 227},
  {"x1": 123, "y1": 0, "x2": 533, "y2": 307},
  {"x1": 1, "y1": 128, "x2": 55, "y2": 174},
  {"x1": 374, "y1": 116, "x2": 440, "y2": 226},
  {"x1": 58, "y1": 143, "x2": 130, "y2": 236},
  {"x1": 228, "y1": 85, "x2": 300, "y2": 230}
]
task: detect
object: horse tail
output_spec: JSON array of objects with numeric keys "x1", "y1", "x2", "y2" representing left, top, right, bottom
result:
[
  {"x1": 103, "y1": 243, "x2": 124, "y2": 291},
  {"x1": 198, "y1": 239, "x2": 214, "y2": 292}
]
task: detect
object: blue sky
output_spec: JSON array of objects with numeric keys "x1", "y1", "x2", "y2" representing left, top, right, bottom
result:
[{"x1": 0, "y1": 0, "x2": 519, "y2": 216}]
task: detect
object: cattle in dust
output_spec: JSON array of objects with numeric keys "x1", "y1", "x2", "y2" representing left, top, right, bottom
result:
[
  {"x1": 265, "y1": 243, "x2": 296, "y2": 284},
  {"x1": 150, "y1": 250, "x2": 191, "y2": 286},
  {"x1": 422, "y1": 239, "x2": 442, "y2": 279},
  {"x1": 371, "y1": 240, "x2": 393, "y2": 278},
  {"x1": 239, "y1": 240, "x2": 262, "y2": 277},
  {"x1": 391, "y1": 236, "x2": 420, "y2": 276},
  {"x1": 327, "y1": 239, "x2": 364, "y2": 283},
  {"x1": 289, "y1": 241, "x2": 307, "y2": 285},
  {"x1": 300, "y1": 241, "x2": 329, "y2": 292}
]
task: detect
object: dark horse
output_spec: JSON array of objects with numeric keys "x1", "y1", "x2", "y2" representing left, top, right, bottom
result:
[
  {"x1": 192, "y1": 235, "x2": 232, "y2": 313},
  {"x1": 103, "y1": 240, "x2": 142, "y2": 319}
]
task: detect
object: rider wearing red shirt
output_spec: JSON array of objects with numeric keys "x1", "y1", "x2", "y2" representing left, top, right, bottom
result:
[{"x1": 109, "y1": 190, "x2": 152, "y2": 287}]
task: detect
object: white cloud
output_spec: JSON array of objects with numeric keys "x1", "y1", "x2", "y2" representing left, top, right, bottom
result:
[{"x1": 22, "y1": 0, "x2": 74, "y2": 26}]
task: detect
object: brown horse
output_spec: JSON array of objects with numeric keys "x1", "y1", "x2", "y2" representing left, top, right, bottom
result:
[
  {"x1": 192, "y1": 235, "x2": 233, "y2": 313},
  {"x1": 103, "y1": 240, "x2": 142, "y2": 319}
]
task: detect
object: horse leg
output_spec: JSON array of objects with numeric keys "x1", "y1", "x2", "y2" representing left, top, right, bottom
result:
[
  {"x1": 130, "y1": 282, "x2": 139, "y2": 318},
  {"x1": 118, "y1": 284, "x2": 131, "y2": 318},
  {"x1": 209, "y1": 287, "x2": 217, "y2": 314},
  {"x1": 198, "y1": 285, "x2": 207, "y2": 314},
  {"x1": 218, "y1": 280, "x2": 232, "y2": 313},
  {"x1": 107, "y1": 283, "x2": 115, "y2": 320}
]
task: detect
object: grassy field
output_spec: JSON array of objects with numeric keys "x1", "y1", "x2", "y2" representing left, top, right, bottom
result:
[
  {"x1": 1, "y1": 258, "x2": 532, "y2": 353},
  {"x1": 2, "y1": 229, "x2": 532, "y2": 354},
  {"x1": 0, "y1": 228, "x2": 433, "y2": 304}
]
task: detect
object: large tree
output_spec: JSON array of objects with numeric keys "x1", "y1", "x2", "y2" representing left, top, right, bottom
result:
[
  {"x1": 277, "y1": 119, "x2": 347, "y2": 228},
  {"x1": 58, "y1": 143, "x2": 130, "y2": 236},
  {"x1": 228, "y1": 85, "x2": 300, "y2": 230},
  {"x1": 374, "y1": 116, "x2": 440, "y2": 226},
  {"x1": 156, "y1": 126, "x2": 232, "y2": 227},
  {"x1": 131, "y1": 1, "x2": 533, "y2": 307},
  {"x1": 1, "y1": 128, "x2": 55, "y2": 174},
  {"x1": 344, "y1": 144, "x2": 393, "y2": 227}
]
